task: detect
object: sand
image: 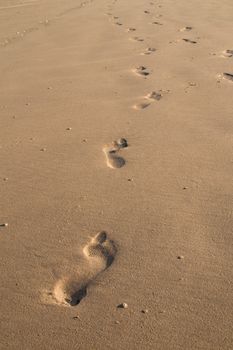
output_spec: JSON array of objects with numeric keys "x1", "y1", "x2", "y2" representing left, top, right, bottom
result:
[{"x1": 0, "y1": 0, "x2": 233, "y2": 349}]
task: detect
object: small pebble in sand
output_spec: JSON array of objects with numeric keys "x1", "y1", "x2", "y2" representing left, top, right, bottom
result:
[
  {"x1": 177, "y1": 255, "x2": 184, "y2": 260},
  {"x1": 115, "y1": 320, "x2": 120, "y2": 324},
  {"x1": 127, "y1": 178, "x2": 133, "y2": 182},
  {"x1": 66, "y1": 127, "x2": 72, "y2": 131},
  {"x1": 117, "y1": 138, "x2": 128, "y2": 148},
  {"x1": 40, "y1": 148, "x2": 46, "y2": 152},
  {"x1": 82, "y1": 139, "x2": 87, "y2": 143},
  {"x1": 141, "y1": 309, "x2": 149, "y2": 314},
  {"x1": 117, "y1": 302, "x2": 128, "y2": 309},
  {"x1": 183, "y1": 186, "x2": 188, "y2": 190},
  {"x1": 0, "y1": 223, "x2": 8, "y2": 227},
  {"x1": 3, "y1": 178, "x2": 8, "y2": 181}
]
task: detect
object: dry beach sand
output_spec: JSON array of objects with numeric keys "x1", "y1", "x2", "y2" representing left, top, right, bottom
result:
[{"x1": 0, "y1": 0, "x2": 233, "y2": 349}]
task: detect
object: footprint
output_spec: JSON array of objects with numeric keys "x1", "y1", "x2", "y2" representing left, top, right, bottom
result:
[
  {"x1": 126, "y1": 27, "x2": 136, "y2": 32},
  {"x1": 146, "y1": 91, "x2": 162, "y2": 101},
  {"x1": 48, "y1": 232, "x2": 117, "y2": 307},
  {"x1": 221, "y1": 50, "x2": 233, "y2": 58},
  {"x1": 103, "y1": 138, "x2": 128, "y2": 169},
  {"x1": 133, "y1": 91, "x2": 162, "y2": 110},
  {"x1": 222, "y1": 72, "x2": 233, "y2": 82},
  {"x1": 142, "y1": 47, "x2": 156, "y2": 55},
  {"x1": 133, "y1": 66, "x2": 150, "y2": 77},
  {"x1": 130, "y1": 36, "x2": 144, "y2": 42},
  {"x1": 182, "y1": 38, "x2": 197, "y2": 44},
  {"x1": 115, "y1": 22, "x2": 123, "y2": 26},
  {"x1": 179, "y1": 26, "x2": 192, "y2": 32},
  {"x1": 151, "y1": 21, "x2": 163, "y2": 25},
  {"x1": 133, "y1": 102, "x2": 151, "y2": 110}
]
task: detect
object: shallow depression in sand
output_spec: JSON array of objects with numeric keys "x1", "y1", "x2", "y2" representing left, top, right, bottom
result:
[{"x1": 44, "y1": 231, "x2": 117, "y2": 307}]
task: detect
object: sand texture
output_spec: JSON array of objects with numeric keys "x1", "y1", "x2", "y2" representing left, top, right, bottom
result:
[{"x1": 0, "y1": 0, "x2": 233, "y2": 349}]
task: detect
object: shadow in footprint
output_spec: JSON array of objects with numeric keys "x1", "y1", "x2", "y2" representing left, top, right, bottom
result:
[{"x1": 66, "y1": 286, "x2": 87, "y2": 306}]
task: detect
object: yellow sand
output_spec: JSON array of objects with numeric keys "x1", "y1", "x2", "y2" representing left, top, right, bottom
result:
[{"x1": 0, "y1": 0, "x2": 233, "y2": 349}]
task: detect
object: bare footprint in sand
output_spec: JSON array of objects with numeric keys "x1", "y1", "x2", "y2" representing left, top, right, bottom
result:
[
  {"x1": 103, "y1": 138, "x2": 128, "y2": 169},
  {"x1": 133, "y1": 91, "x2": 162, "y2": 110},
  {"x1": 221, "y1": 50, "x2": 233, "y2": 58},
  {"x1": 133, "y1": 66, "x2": 150, "y2": 77},
  {"x1": 179, "y1": 26, "x2": 192, "y2": 32},
  {"x1": 130, "y1": 36, "x2": 144, "y2": 42},
  {"x1": 46, "y1": 232, "x2": 117, "y2": 307},
  {"x1": 222, "y1": 72, "x2": 233, "y2": 82},
  {"x1": 141, "y1": 47, "x2": 156, "y2": 55},
  {"x1": 146, "y1": 91, "x2": 162, "y2": 101}
]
